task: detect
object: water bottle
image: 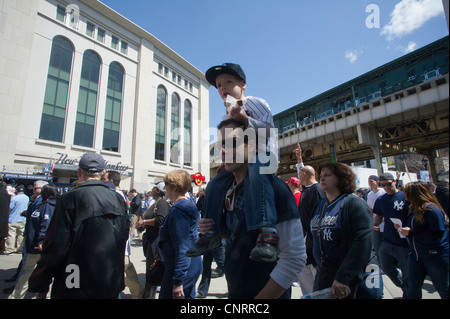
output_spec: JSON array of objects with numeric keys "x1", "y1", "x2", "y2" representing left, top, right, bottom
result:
[{"x1": 301, "y1": 287, "x2": 333, "y2": 299}]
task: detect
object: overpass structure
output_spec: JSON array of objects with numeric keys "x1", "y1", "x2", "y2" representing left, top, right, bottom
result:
[{"x1": 274, "y1": 36, "x2": 449, "y2": 182}]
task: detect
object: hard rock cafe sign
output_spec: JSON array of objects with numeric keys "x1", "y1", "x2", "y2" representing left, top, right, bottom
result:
[{"x1": 191, "y1": 172, "x2": 205, "y2": 186}]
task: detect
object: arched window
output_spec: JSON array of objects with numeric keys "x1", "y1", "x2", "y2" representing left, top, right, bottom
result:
[
  {"x1": 103, "y1": 62, "x2": 124, "y2": 152},
  {"x1": 184, "y1": 99, "x2": 192, "y2": 166},
  {"x1": 170, "y1": 93, "x2": 180, "y2": 164},
  {"x1": 39, "y1": 36, "x2": 74, "y2": 142},
  {"x1": 155, "y1": 85, "x2": 167, "y2": 161},
  {"x1": 74, "y1": 50, "x2": 101, "y2": 147}
]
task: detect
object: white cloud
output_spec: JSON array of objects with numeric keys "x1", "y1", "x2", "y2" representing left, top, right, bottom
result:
[
  {"x1": 398, "y1": 41, "x2": 418, "y2": 53},
  {"x1": 381, "y1": 0, "x2": 444, "y2": 40},
  {"x1": 405, "y1": 41, "x2": 418, "y2": 53},
  {"x1": 345, "y1": 49, "x2": 363, "y2": 63}
]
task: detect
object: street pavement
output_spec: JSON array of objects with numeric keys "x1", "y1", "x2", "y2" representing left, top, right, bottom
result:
[{"x1": 0, "y1": 237, "x2": 440, "y2": 299}]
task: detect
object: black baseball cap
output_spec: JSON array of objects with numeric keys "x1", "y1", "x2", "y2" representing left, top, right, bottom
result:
[
  {"x1": 79, "y1": 152, "x2": 106, "y2": 173},
  {"x1": 205, "y1": 63, "x2": 246, "y2": 88},
  {"x1": 379, "y1": 173, "x2": 395, "y2": 181}
]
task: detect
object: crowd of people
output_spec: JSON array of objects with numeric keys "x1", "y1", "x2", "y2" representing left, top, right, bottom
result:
[{"x1": 0, "y1": 62, "x2": 448, "y2": 300}]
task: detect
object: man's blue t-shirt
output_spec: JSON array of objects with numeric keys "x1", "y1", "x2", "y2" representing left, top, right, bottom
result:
[
  {"x1": 224, "y1": 182, "x2": 282, "y2": 299},
  {"x1": 9, "y1": 193, "x2": 29, "y2": 223},
  {"x1": 373, "y1": 191, "x2": 409, "y2": 247},
  {"x1": 222, "y1": 176, "x2": 297, "y2": 299}
]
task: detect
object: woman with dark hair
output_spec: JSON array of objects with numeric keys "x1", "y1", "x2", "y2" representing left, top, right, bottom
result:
[
  {"x1": 138, "y1": 181, "x2": 169, "y2": 299},
  {"x1": 399, "y1": 182, "x2": 449, "y2": 299},
  {"x1": 310, "y1": 162, "x2": 373, "y2": 298},
  {"x1": 8, "y1": 184, "x2": 58, "y2": 299}
]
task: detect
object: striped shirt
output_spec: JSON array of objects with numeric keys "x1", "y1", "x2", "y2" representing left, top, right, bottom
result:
[
  {"x1": 244, "y1": 96, "x2": 274, "y2": 128},
  {"x1": 243, "y1": 96, "x2": 279, "y2": 163}
]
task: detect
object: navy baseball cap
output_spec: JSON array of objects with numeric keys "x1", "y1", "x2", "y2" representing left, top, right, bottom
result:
[
  {"x1": 205, "y1": 63, "x2": 246, "y2": 88},
  {"x1": 79, "y1": 152, "x2": 106, "y2": 173}
]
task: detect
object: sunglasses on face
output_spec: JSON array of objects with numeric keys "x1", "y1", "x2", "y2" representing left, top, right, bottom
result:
[
  {"x1": 221, "y1": 137, "x2": 249, "y2": 149},
  {"x1": 380, "y1": 182, "x2": 393, "y2": 187}
]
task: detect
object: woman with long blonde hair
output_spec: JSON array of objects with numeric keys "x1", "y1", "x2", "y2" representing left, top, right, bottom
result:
[{"x1": 400, "y1": 182, "x2": 449, "y2": 299}]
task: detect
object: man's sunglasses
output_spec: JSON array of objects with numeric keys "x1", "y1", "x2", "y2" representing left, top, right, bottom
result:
[
  {"x1": 225, "y1": 182, "x2": 237, "y2": 211},
  {"x1": 380, "y1": 182, "x2": 393, "y2": 187}
]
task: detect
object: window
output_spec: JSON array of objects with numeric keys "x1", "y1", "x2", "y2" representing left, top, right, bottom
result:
[
  {"x1": 120, "y1": 41, "x2": 128, "y2": 54},
  {"x1": 56, "y1": 6, "x2": 65, "y2": 22},
  {"x1": 164, "y1": 66, "x2": 169, "y2": 77},
  {"x1": 170, "y1": 93, "x2": 180, "y2": 164},
  {"x1": 158, "y1": 63, "x2": 163, "y2": 74},
  {"x1": 74, "y1": 50, "x2": 101, "y2": 148},
  {"x1": 97, "y1": 28, "x2": 105, "y2": 43},
  {"x1": 111, "y1": 36, "x2": 119, "y2": 50},
  {"x1": 39, "y1": 36, "x2": 74, "y2": 142},
  {"x1": 103, "y1": 62, "x2": 124, "y2": 152},
  {"x1": 86, "y1": 22, "x2": 95, "y2": 38},
  {"x1": 155, "y1": 85, "x2": 167, "y2": 161},
  {"x1": 177, "y1": 75, "x2": 181, "y2": 85},
  {"x1": 172, "y1": 71, "x2": 177, "y2": 82},
  {"x1": 184, "y1": 99, "x2": 192, "y2": 166},
  {"x1": 189, "y1": 83, "x2": 193, "y2": 92}
]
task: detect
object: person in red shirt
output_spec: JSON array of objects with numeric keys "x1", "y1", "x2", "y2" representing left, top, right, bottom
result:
[{"x1": 286, "y1": 177, "x2": 302, "y2": 206}]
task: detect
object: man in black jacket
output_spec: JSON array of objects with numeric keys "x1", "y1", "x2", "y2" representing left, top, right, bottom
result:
[
  {"x1": 0, "y1": 177, "x2": 10, "y2": 251},
  {"x1": 28, "y1": 152, "x2": 129, "y2": 299}
]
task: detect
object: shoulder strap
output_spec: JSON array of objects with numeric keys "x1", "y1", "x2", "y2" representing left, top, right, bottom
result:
[
  {"x1": 153, "y1": 198, "x2": 161, "y2": 218},
  {"x1": 317, "y1": 201, "x2": 327, "y2": 258}
]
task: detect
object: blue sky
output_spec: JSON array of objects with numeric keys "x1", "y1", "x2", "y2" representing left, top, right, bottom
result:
[{"x1": 101, "y1": 0, "x2": 448, "y2": 134}]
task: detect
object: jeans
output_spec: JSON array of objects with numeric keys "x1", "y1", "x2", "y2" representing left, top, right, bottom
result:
[
  {"x1": 379, "y1": 241, "x2": 409, "y2": 298},
  {"x1": 356, "y1": 253, "x2": 384, "y2": 299},
  {"x1": 159, "y1": 256, "x2": 202, "y2": 299},
  {"x1": 197, "y1": 241, "x2": 225, "y2": 297},
  {"x1": 373, "y1": 230, "x2": 383, "y2": 263},
  {"x1": 204, "y1": 162, "x2": 276, "y2": 233},
  {"x1": 407, "y1": 252, "x2": 449, "y2": 299}
]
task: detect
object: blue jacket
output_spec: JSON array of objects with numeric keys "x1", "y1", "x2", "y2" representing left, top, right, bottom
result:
[
  {"x1": 158, "y1": 199, "x2": 202, "y2": 298},
  {"x1": 25, "y1": 199, "x2": 56, "y2": 254}
]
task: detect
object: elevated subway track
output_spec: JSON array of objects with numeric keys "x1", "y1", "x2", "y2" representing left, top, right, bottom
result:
[{"x1": 276, "y1": 74, "x2": 449, "y2": 179}]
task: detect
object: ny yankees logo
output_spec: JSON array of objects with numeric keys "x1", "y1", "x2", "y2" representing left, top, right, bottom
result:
[
  {"x1": 393, "y1": 200, "x2": 405, "y2": 211},
  {"x1": 322, "y1": 228, "x2": 332, "y2": 241}
]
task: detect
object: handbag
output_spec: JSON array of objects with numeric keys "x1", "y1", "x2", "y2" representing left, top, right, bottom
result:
[
  {"x1": 147, "y1": 257, "x2": 165, "y2": 286},
  {"x1": 145, "y1": 199, "x2": 165, "y2": 286}
]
